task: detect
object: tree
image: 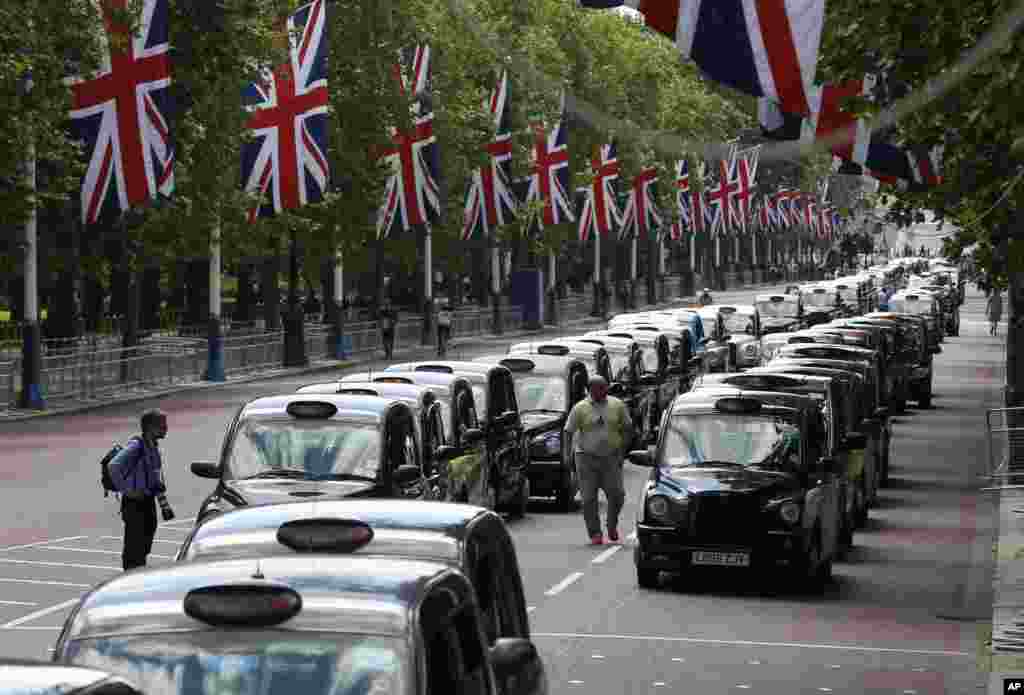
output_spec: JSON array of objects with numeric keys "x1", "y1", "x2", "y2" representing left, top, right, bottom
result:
[{"x1": 815, "y1": 0, "x2": 1024, "y2": 403}]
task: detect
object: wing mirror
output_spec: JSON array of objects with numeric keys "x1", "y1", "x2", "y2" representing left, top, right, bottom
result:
[
  {"x1": 843, "y1": 432, "x2": 868, "y2": 451},
  {"x1": 191, "y1": 461, "x2": 221, "y2": 479},
  {"x1": 627, "y1": 447, "x2": 656, "y2": 467},
  {"x1": 490, "y1": 638, "x2": 547, "y2": 695},
  {"x1": 492, "y1": 410, "x2": 519, "y2": 429},
  {"x1": 433, "y1": 445, "x2": 462, "y2": 463},
  {"x1": 461, "y1": 427, "x2": 485, "y2": 446},
  {"x1": 393, "y1": 464, "x2": 422, "y2": 486}
]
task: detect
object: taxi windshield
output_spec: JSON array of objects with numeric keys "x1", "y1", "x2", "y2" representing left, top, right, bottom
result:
[
  {"x1": 607, "y1": 352, "x2": 633, "y2": 383},
  {"x1": 640, "y1": 346, "x2": 659, "y2": 373},
  {"x1": 662, "y1": 414, "x2": 799, "y2": 469},
  {"x1": 890, "y1": 299, "x2": 933, "y2": 315},
  {"x1": 64, "y1": 632, "x2": 408, "y2": 695},
  {"x1": 514, "y1": 374, "x2": 568, "y2": 413},
  {"x1": 756, "y1": 301, "x2": 797, "y2": 319},
  {"x1": 721, "y1": 312, "x2": 755, "y2": 334},
  {"x1": 226, "y1": 418, "x2": 382, "y2": 482},
  {"x1": 804, "y1": 292, "x2": 834, "y2": 307}
]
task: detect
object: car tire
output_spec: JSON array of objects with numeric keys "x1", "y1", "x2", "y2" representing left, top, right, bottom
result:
[
  {"x1": 508, "y1": 477, "x2": 529, "y2": 518},
  {"x1": 556, "y1": 464, "x2": 578, "y2": 512},
  {"x1": 918, "y1": 391, "x2": 932, "y2": 409},
  {"x1": 637, "y1": 565, "x2": 660, "y2": 589}
]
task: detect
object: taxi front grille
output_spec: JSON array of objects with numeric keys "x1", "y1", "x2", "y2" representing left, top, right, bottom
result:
[{"x1": 690, "y1": 493, "x2": 760, "y2": 542}]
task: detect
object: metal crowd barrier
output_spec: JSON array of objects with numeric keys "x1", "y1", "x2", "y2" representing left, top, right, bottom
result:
[{"x1": 987, "y1": 406, "x2": 1024, "y2": 482}]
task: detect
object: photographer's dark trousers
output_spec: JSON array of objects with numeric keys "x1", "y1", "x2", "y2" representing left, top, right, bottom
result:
[{"x1": 121, "y1": 496, "x2": 157, "y2": 571}]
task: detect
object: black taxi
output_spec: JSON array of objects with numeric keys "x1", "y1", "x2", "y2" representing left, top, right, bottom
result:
[
  {"x1": 189, "y1": 395, "x2": 429, "y2": 525},
  {"x1": 584, "y1": 328, "x2": 681, "y2": 419},
  {"x1": 0, "y1": 660, "x2": 143, "y2": 695},
  {"x1": 482, "y1": 354, "x2": 588, "y2": 510},
  {"x1": 629, "y1": 394, "x2": 841, "y2": 591},
  {"x1": 175, "y1": 501, "x2": 534, "y2": 661},
  {"x1": 866, "y1": 311, "x2": 939, "y2": 408},
  {"x1": 567, "y1": 334, "x2": 654, "y2": 447},
  {"x1": 384, "y1": 361, "x2": 529, "y2": 514},
  {"x1": 755, "y1": 293, "x2": 806, "y2": 335},
  {"x1": 799, "y1": 284, "x2": 843, "y2": 326},
  {"x1": 506, "y1": 340, "x2": 614, "y2": 384},
  {"x1": 53, "y1": 555, "x2": 548, "y2": 695}
]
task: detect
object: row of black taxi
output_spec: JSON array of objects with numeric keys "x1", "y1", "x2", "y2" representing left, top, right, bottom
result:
[
  {"x1": 614, "y1": 273, "x2": 952, "y2": 590},
  {"x1": 35, "y1": 334, "x2": 709, "y2": 695}
]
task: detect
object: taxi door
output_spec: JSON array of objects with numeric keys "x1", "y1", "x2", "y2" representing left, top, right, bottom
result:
[{"x1": 799, "y1": 411, "x2": 840, "y2": 564}]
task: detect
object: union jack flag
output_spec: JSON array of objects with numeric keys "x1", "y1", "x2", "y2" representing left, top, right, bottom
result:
[
  {"x1": 525, "y1": 94, "x2": 573, "y2": 232},
  {"x1": 69, "y1": 0, "x2": 174, "y2": 224},
  {"x1": 461, "y1": 70, "x2": 517, "y2": 241},
  {"x1": 772, "y1": 189, "x2": 796, "y2": 228},
  {"x1": 241, "y1": 0, "x2": 328, "y2": 223},
  {"x1": 578, "y1": 141, "x2": 621, "y2": 241},
  {"x1": 705, "y1": 159, "x2": 737, "y2": 237},
  {"x1": 377, "y1": 45, "x2": 442, "y2": 239},
  {"x1": 728, "y1": 155, "x2": 756, "y2": 234},
  {"x1": 757, "y1": 195, "x2": 779, "y2": 231},
  {"x1": 620, "y1": 167, "x2": 663, "y2": 241}
]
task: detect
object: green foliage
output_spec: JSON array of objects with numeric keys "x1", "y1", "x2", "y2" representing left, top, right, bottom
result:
[{"x1": 817, "y1": 0, "x2": 1024, "y2": 280}]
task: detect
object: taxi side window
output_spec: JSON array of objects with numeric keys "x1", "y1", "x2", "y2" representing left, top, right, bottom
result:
[
  {"x1": 456, "y1": 391, "x2": 479, "y2": 443},
  {"x1": 431, "y1": 406, "x2": 447, "y2": 448},
  {"x1": 489, "y1": 372, "x2": 512, "y2": 418},
  {"x1": 571, "y1": 371, "x2": 587, "y2": 404}
]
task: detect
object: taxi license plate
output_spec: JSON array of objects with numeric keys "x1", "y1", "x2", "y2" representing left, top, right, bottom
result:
[{"x1": 691, "y1": 551, "x2": 750, "y2": 567}]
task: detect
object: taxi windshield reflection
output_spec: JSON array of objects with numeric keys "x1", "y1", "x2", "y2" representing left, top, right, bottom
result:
[
  {"x1": 662, "y1": 415, "x2": 800, "y2": 470},
  {"x1": 755, "y1": 302, "x2": 797, "y2": 319},
  {"x1": 722, "y1": 314, "x2": 754, "y2": 334},
  {"x1": 64, "y1": 632, "x2": 407, "y2": 695},
  {"x1": 514, "y1": 375, "x2": 568, "y2": 414},
  {"x1": 226, "y1": 418, "x2": 382, "y2": 482}
]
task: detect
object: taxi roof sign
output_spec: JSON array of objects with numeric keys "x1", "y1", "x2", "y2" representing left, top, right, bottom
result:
[
  {"x1": 373, "y1": 376, "x2": 415, "y2": 384},
  {"x1": 500, "y1": 358, "x2": 537, "y2": 373},
  {"x1": 286, "y1": 401, "x2": 338, "y2": 419},
  {"x1": 338, "y1": 388, "x2": 381, "y2": 397},
  {"x1": 184, "y1": 584, "x2": 302, "y2": 627},
  {"x1": 537, "y1": 345, "x2": 570, "y2": 356},
  {"x1": 714, "y1": 397, "x2": 763, "y2": 414},
  {"x1": 769, "y1": 296, "x2": 785, "y2": 302},
  {"x1": 277, "y1": 518, "x2": 374, "y2": 554}
]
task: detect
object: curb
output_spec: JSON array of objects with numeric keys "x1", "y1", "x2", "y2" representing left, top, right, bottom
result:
[{"x1": 0, "y1": 313, "x2": 613, "y2": 423}]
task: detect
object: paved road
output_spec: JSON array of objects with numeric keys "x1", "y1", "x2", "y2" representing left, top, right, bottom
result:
[{"x1": 0, "y1": 282, "x2": 1002, "y2": 695}]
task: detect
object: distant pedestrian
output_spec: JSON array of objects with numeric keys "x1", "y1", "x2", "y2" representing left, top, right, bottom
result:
[
  {"x1": 379, "y1": 300, "x2": 397, "y2": 359},
  {"x1": 564, "y1": 375, "x2": 633, "y2": 546},
  {"x1": 109, "y1": 409, "x2": 172, "y2": 571},
  {"x1": 698, "y1": 288, "x2": 713, "y2": 306},
  {"x1": 436, "y1": 301, "x2": 453, "y2": 356},
  {"x1": 987, "y1": 290, "x2": 1003, "y2": 336}
]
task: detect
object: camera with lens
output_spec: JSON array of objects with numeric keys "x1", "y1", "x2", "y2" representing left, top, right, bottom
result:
[{"x1": 157, "y1": 493, "x2": 175, "y2": 521}]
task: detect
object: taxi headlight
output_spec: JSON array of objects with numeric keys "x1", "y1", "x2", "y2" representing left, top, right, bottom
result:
[
  {"x1": 778, "y1": 501, "x2": 801, "y2": 525},
  {"x1": 743, "y1": 343, "x2": 760, "y2": 356},
  {"x1": 645, "y1": 494, "x2": 685, "y2": 523}
]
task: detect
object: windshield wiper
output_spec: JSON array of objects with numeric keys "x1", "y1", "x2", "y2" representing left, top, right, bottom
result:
[
  {"x1": 521, "y1": 408, "x2": 565, "y2": 415},
  {"x1": 245, "y1": 469, "x2": 309, "y2": 480},
  {"x1": 693, "y1": 460, "x2": 745, "y2": 468}
]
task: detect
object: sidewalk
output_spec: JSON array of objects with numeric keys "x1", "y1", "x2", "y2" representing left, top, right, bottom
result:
[{"x1": 0, "y1": 304, "x2": 624, "y2": 423}]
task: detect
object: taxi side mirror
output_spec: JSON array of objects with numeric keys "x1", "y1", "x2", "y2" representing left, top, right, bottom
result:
[
  {"x1": 492, "y1": 411, "x2": 518, "y2": 429},
  {"x1": 461, "y1": 428, "x2": 485, "y2": 446},
  {"x1": 627, "y1": 448, "x2": 655, "y2": 466},
  {"x1": 191, "y1": 461, "x2": 221, "y2": 479},
  {"x1": 393, "y1": 464, "x2": 422, "y2": 486},
  {"x1": 434, "y1": 445, "x2": 461, "y2": 463},
  {"x1": 490, "y1": 638, "x2": 546, "y2": 695},
  {"x1": 843, "y1": 432, "x2": 868, "y2": 451}
]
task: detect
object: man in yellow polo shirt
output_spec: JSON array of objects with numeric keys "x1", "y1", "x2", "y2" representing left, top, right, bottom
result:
[{"x1": 565, "y1": 375, "x2": 633, "y2": 545}]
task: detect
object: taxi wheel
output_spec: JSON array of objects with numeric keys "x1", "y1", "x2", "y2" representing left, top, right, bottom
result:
[{"x1": 508, "y1": 478, "x2": 529, "y2": 518}]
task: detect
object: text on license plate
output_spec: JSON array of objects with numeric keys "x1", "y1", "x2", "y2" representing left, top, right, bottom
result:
[{"x1": 691, "y1": 550, "x2": 750, "y2": 567}]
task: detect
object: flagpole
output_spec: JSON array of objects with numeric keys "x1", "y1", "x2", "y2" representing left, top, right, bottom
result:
[
  {"x1": 592, "y1": 232, "x2": 602, "y2": 317},
  {"x1": 206, "y1": 219, "x2": 225, "y2": 381},
  {"x1": 491, "y1": 239, "x2": 503, "y2": 334},
  {"x1": 423, "y1": 224, "x2": 433, "y2": 346},
  {"x1": 18, "y1": 95, "x2": 43, "y2": 409},
  {"x1": 332, "y1": 247, "x2": 346, "y2": 358},
  {"x1": 547, "y1": 250, "x2": 557, "y2": 324},
  {"x1": 630, "y1": 233, "x2": 638, "y2": 307}
]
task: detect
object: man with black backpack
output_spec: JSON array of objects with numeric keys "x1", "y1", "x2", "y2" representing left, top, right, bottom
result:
[{"x1": 105, "y1": 409, "x2": 172, "y2": 571}]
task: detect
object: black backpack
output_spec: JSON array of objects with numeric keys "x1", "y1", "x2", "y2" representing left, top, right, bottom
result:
[{"x1": 100, "y1": 437, "x2": 141, "y2": 497}]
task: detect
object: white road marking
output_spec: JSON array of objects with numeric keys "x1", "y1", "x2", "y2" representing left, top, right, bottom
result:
[
  {"x1": 544, "y1": 572, "x2": 584, "y2": 596},
  {"x1": 0, "y1": 536, "x2": 87, "y2": 552},
  {"x1": 2, "y1": 598, "x2": 80, "y2": 628},
  {"x1": 100, "y1": 536, "x2": 179, "y2": 546},
  {"x1": 653, "y1": 682, "x2": 666, "y2": 687},
  {"x1": 592, "y1": 546, "x2": 622, "y2": 564},
  {"x1": 591, "y1": 654, "x2": 604, "y2": 660},
  {"x1": 530, "y1": 632, "x2": 970, "y2": 657},
  {"x1": 736, "y1": 685, "x2": 751, "y2": 690},
  {"x1": 0, "y1": 600, "x2": 37, "y2": 606},
  {"x1": 0, "y1": 557, "x2": 119, "y2": 571},
  {"x1": 568, "y1": 681, "x2": 584, "y2": 686},
  {"x1": 0, "y1": 578, "x2": 91, "y2": 588},
  {"x1": 671, "y1": 657, "x2": 685, "y2": 663},
  {"x1": 829, "y1": 664, "x2": 841, "y2": 669},
  {"x1": 818, "y1": 689, "x2": 832, "y2": 693},
  {"x1": 527, "y1": 606, "x2": 536, "y2": 614},
  {"x1": 748, "y1": 660, "x2": 761, "y2": 665},
  {"x1": 36, "y1": 546, "x2": 172, "y2": 560}
]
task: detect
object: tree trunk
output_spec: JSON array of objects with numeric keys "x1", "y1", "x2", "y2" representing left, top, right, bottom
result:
[
  {"x1": 140, "y1": 266, "x2": 161, "y2": 331},
  {"x1": 236, "y1": 264, "x2": 254, "y2": 323}
]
